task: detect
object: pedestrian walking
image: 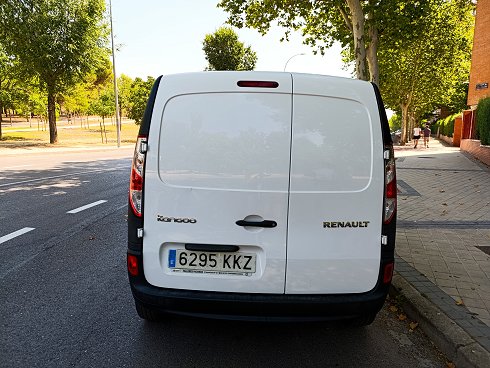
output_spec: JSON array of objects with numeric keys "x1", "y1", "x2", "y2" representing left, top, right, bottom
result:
[
  {"x1": 413, "y1": 126, "x2": 421, "y2": 148},
  {"x1": 423, "y1": 124, "x2": 431, "y2": 148}
]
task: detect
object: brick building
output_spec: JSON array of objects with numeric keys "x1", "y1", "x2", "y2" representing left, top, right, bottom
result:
[
  {"x1": 467, "y1": 0, "x2": 490, "y2": 108},
  {"x1": 461, "y1": 0, "x2": 490, "y2": 166}
]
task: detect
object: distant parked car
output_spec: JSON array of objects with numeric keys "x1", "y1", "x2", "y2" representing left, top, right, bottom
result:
[{"x1": 391, "y1": 130, "x2": 401, "y2": 143}]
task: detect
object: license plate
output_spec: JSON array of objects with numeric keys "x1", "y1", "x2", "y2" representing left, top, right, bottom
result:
[{"x1": 168, "y1": 249, "x2": 256, "y2": 276}]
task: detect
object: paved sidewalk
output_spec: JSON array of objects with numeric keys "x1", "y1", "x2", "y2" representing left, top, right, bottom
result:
[{"x1": 393, "y1": 137, "x2": 490, "y2": 366}]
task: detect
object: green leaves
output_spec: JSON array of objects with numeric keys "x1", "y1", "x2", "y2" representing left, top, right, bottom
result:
[
  {"x1": 379, "y1": 0, "x2": 473, "y2": 143},
  {"x1": 127, "y1": 77, "x2": 155, "y2": 125},
  {"x1": 202, "y1": 26, "x2": 257, "y2": 71},
  {"x1": 0, "y1": 0, "x2": 109, "y2": 143}
]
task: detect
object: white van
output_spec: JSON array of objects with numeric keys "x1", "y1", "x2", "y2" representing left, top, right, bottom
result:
[{"x1": 127, "y1": 72, "x2": 397, "y2": 324}]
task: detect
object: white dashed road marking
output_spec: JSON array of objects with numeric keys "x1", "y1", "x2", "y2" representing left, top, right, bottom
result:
[
  {"x1": 0, "y1": 227, "x2": 36, "y2": 244},
  {"x1": 67, "y1": 200, "x2": 108, "y2": 214}
]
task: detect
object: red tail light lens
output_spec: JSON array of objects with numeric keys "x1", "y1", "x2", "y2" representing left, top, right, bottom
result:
[
  {"x1": 127, "y1": 254, "x2": 139, "y2": 276},
  {"x1": 383, "y1": 262, "x2": 394, "y2": 284},
  {"x1": 383, "y1": 145, "x2": 397, "y2": 224},
  {"x1": 129, "y1": 135, "x2": 147, "y2": 217}
]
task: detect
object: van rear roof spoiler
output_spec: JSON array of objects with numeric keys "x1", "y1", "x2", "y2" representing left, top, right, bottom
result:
[
  {"x1": 138, "y1": 75, "x2": 163, "y2": 137},
  {"x1": 371, "y1": 83, "x2": 392, "y2": 146}
]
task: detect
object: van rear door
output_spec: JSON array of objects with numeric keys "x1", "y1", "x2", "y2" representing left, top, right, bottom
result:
[
  {"x1": 286, "y1": 74, "x2": 385, "y2": 294},
  {"x1": 143, "y1": 72, "x2": 292, "y2": 294}
]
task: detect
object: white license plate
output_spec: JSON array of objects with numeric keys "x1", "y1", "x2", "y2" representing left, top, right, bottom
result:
[{"x1": 168, "y1": 249, "x2": 256, "y2": 276}]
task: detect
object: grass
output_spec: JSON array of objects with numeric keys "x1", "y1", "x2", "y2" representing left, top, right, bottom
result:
[{"x1": 1, "y1": 118, "x2": 140, "y2": 148}]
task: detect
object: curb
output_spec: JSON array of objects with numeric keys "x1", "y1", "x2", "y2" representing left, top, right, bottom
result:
[
  {"x1": 0, "y1": 144, "x2": 134, "y2": 156},
  {"x1": 390, "y1": 273, "x2": 490, "y2": 368}
]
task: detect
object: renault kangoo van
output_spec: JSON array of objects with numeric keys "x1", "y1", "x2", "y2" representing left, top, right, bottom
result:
[{"x1": 127, "y1": 72, "x2": 397, "y2": 325}]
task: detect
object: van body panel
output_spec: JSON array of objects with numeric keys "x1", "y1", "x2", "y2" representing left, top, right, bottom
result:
[
  {"x1": 286, "y1": 74, "x2": 384, "y2": 293},
  {"x1": 143, "y1": 72, "x2": 292, "y2": 293}
]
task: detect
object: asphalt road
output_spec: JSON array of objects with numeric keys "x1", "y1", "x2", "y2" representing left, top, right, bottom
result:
[{"x1": 1, "y1": 148, "x2": 449, "y2": 368}]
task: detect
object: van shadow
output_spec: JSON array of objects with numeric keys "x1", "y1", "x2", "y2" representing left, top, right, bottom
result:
[{"x1": 131, "y1": 315, "x2": 377, "y2": 368}]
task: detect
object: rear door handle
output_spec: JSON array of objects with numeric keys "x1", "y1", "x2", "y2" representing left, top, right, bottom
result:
[{"x1": 235, "y1": 220, "x2": 277, "y2": 228}]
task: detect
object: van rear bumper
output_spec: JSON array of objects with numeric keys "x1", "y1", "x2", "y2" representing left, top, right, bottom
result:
[{"x1": 129, "y1": 267, "x2": 390, "y2": 322}]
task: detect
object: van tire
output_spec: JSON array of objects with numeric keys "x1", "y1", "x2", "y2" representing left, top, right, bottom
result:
[
  {"x1": 350, "y1": 313, "x2": 376, "y2": 327},
  {"x1": 135, "y1": 301, "x2": 162, "y2": 321}
]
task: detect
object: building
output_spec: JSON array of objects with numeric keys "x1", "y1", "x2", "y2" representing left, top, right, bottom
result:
[
  {"x1": 467, "y1": 0, "x2": 490, "y2": 108},
  {"x1": 461, "y1": 0, "x2": 490, "y2": 165}
]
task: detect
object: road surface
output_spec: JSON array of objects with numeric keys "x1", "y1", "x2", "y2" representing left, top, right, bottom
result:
[{"x1": 0, "y1": 148, "x2": 448, "y2": 367}]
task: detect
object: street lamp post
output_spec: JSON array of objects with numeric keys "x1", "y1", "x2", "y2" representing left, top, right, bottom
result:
[
  {"x1": 283, "y1": 53, "x2": 306, "y2": 71},
  {"x1": 109, "y1": 0, "x2": 121, "y2": 148}
]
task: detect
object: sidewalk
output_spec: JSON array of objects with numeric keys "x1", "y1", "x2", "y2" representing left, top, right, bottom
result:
[{"x1": 393, "y1": 137, "x2": 490, "y2": 367}]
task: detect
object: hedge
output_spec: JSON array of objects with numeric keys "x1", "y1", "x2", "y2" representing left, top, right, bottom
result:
[
  {"x1": 476, "y1": 97, "x2": 490, "y2": 146},
  {"x1": 433, "y1": 113, "x2": 459, "y2": 138}
]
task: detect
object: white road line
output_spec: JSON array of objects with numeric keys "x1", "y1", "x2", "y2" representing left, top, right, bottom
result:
[
  {"x1": 0, "y1": 227, "x2": 36, "y2": 244},
  {"x1": 67, "y1": 200, "x2": 108, "y2": 214}
]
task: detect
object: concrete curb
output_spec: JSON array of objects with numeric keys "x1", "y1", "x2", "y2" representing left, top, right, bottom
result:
[
  {"x1": 390, "y1": 273, "x2": 490, "y2": 368},
  {"x1": 0, "y1": 144, "x2": 134, "y2": 156}
]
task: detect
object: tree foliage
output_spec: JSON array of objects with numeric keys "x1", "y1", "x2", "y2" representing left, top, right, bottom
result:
[
  {"x1": 127, "y1": 77, "x2": 155, "y2": 125},
  {"x1": 0, "y1": 0, "x2": 109, "y2": 143},
  {"x1": 202, "y1": 26, "x2": 257, "y2": 71},
  {"x1": 89, "y1": 88, "x2": 115, "y2": 120},
  {"x1": 379, "y1": 0, "x2": 473, "y2": 144},
  {"x1": 219, "y1": 0, "x2": 435, "y2": 83},
  {"x1": 388, "y1": 114, "x2": 402, "y2": 131},
  {"x1": 116, "y1": 74, "x2": 133, "y2": 119},
  {"x1": 219, "y1": 0, "x2": 474, "y2": 145}
]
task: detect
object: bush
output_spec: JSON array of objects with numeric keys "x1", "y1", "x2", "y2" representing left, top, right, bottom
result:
[
  {"x1": 476, "y1": 97, "x2": 490, "y2": 145},
  {"x1": 389, "y1": 114, "x2": 401, "y2": 131},
  {"x1": 433, "y1": 113, "x2": 459, "y2": 137}
]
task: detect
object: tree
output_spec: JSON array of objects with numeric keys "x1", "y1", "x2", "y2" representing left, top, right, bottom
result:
[
  {"x1": 218, "y1": 0, "x2": 435, "y2": 84},
  {"x1": 219, "y1": 0, "x2": 473, "y2": 144},
  {"x1": 0, "y1": 0, "x2": 109, "y2": 143},
  {"x1": 202, "y1": 26, "x2": 257, "y2": 71},
  {"x1": 88, "y1": 87, "x2": 115, "y2": 143},
  {"x1": 63, "y1": 81, "x2": 92, "y2": 123},
  {"x1": 127, "y1": 77, "x2": 155, "y2": 125},
  {"x1": 116, "y1": 74, "x2": 134, "y2": 119},
  {"x1": 379, "y1": 0, "x2": 473, "y2": 144},
  {"x1": 0, "y1": 44, "x2": 22, "y2": 139},
  {"x1": 389, "y1": 114, "x2": 402, "y2": 132},
  {"x1": 89, "y1": 88, "x2": 115, "y2": 121}
]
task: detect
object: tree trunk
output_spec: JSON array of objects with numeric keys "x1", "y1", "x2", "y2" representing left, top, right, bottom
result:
[
  {"x1": 408, "y1": 110, "x2": 416, "y2": 143},
  {"x1": 99, "y1": 119, "x2": 104, "y2": 143},
  {"x1": 0, "y1": 103, "x2": 2, "y2": 140},
  {"x1": 366, "y1": 24, "x2": 379, "y2": 85},
  {"x1": 346, "y1": 0, "x2": 368, "y2": 81},
  {"x1": 102, "y1": 116, "x2": 107, "y2": 143},
  {"x1": 400, "y1": 102, "x2": 410, "y2": 145},
  {"x1": 47, "y1": 89, "x2": 58, "y2": 144}
]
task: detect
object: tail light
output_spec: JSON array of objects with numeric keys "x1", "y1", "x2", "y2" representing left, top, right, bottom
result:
[
  {"x1": 383, "y1": 262, "x2": 394, "y2": 284},
  {"x1": 237, "y1": 80, "x2": 279, "y2": 88},
  {"x1": 129, "y1": 135, "x2": 147, "y2": 217},
  {"x1": 127, "y1": 254, "x2": 139, "y2": 276},
  {"x1": 383, "y1": 145, "x2": 397, "y2": 224}
]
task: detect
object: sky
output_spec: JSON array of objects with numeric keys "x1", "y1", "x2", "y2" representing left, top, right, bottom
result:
[{"x1": 110, "y1": 0, "x2": 354, "y2": 79}]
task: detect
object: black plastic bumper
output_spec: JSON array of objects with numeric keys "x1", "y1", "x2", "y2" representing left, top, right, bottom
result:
[{"x1": 128, "y1": 252, "x2": 391, "y2": 322}]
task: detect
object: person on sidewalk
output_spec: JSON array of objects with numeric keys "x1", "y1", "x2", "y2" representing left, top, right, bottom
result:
[
  {"x1": 423, "y1": 124, "x2": 431, "y2": 148},
  {"x1": 413, "y1": 126, "x2": 421, "y2": 148}
]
